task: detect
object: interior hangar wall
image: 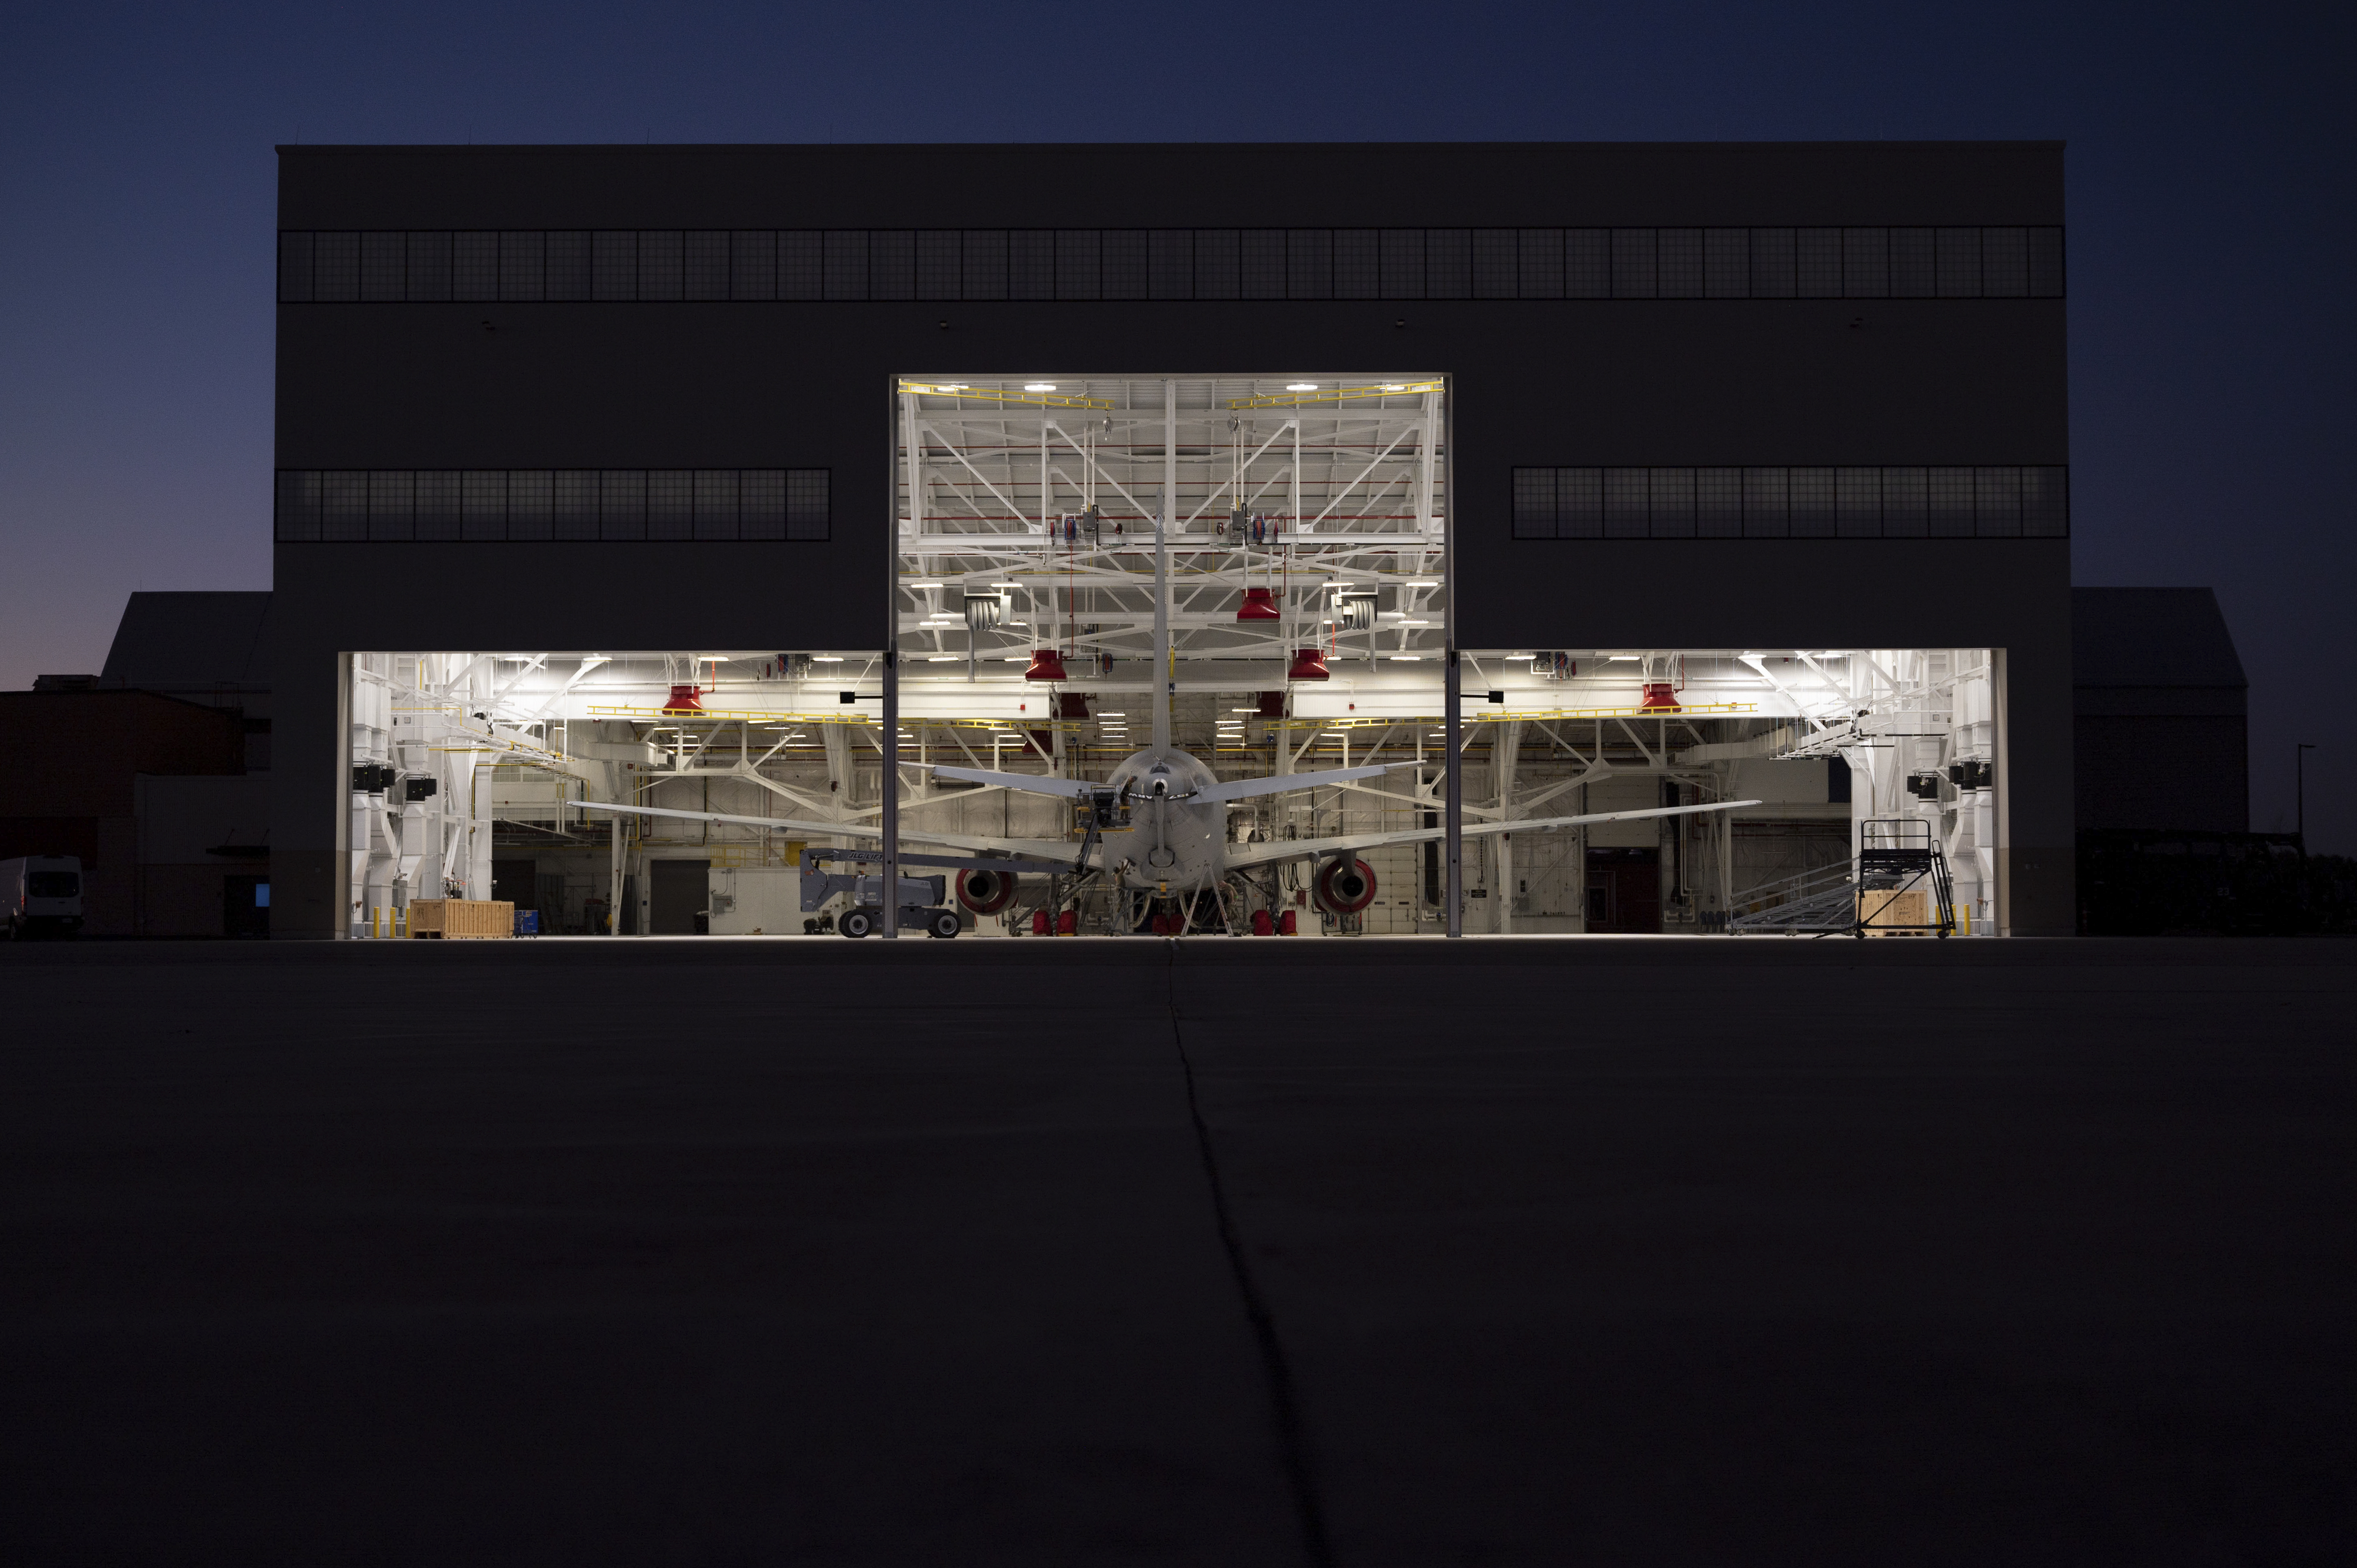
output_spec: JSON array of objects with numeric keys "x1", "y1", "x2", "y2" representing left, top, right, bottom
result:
[{"x1": 270, "y1": 141, "x2": 2070, "y2": 935}]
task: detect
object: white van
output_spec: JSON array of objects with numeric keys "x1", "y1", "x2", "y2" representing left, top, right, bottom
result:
[{"x1": 2, "y1": 855, "x2": 84, "y2": 938}]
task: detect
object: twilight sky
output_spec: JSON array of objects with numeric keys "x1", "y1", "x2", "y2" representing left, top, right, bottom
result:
[{"x1": 2, "y1": 1, "x2": 2350, "y2": 849}]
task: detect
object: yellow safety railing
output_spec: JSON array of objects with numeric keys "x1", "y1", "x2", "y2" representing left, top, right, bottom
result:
[
  {"x1": 1228, "y1": 381, "x2": 1442, "y2": 409},
  {"x1": 898, "y1": 381, "x2": 1115, "y2": 410}
]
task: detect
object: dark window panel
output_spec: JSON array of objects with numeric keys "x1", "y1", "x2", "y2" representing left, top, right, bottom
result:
[
  {"x1": 1835, "y1": 466, "x2": 1882, "y2": 536},
  {"x1": 1841, "y1": 228, "x2": 1888, "y2": 298},
  {"x1": 1696, "y1": 467, "x2": 1743, "y2": 536},
  {"x1": 1649, "y1": 468, "x2": 1696, "y2": 537},
  {"x1": 1749, "y1": 228, "x2": 1795, "y2": 298},
  {"x1": 1054, "y1": 230, "x2": 1100, "y2": 300},
  {"x1": 914, "y1": 230, "x2": 960, "y2": 301},
  {"x1": 1472, "y1": 229, "x2": 1517, "y2": 299},
  {"x1": 414, "y1": 471, "x2": 460, "y2": 540},
  {"x1": 546, "y1": 232, "x2": 592, "y2": 300},
  {"x1": 1881, "y1": 467, "x2": 1928, "y2": 537},
  {"x1": 730, "y1": 231, "x2": 777, "y2": 301},
  {"x1": 320, "y1": 470, "x2": 368, "y2": 540},
  {"x1": 1241, "y1": 230, "x2": 1286, "y2": 299},
  {"x1": 1192, "y1": 229, "x2": 1240, "y2": 299},
  {"x1": 692, "y1": 469, "x2": 739, "y2": 539},
  {"x1": 499, "y1": 231, "x2": 545, "y2": 301},
  {"x1": 822, "y1": 231, "x2": 868, "y2": 301},
  {"x1": 360, "y1": 233, "x2": 406, "y2": 301},
  {"x1": 600, "y1": 470, "x2": 647, "y2": 540},
  {"x1": 554, "y1": 470, "x2": 600, "y2": 540},
  {"x1": 2022, "y1": 466, "x2": 2069, "y2": 536},
  {"x1": 1379, "y1": 228, "x2": 1424, "y2": 299},
  {"x1": 1702, "y1": 230, "x2": 1748, "y2": 298},
  {"x1": 646, "y1": 470, "x2": 694, "y2": 540},
  {"x1": 684, "y1": 231, "x2": 730, "y2": 301},
  {"x1": 461, "y1": 470, "x2": 507, "y2": 541},
  {"x1": 313, "y1": 232, "x2": 359, "y2": 301},
  {"x1": 1927, "y1": 466, "x2": 1974, "y2": 535},
  {"x1": 1511, "y1": 467, "x2": 1557, "y2": 539},
  {"x1": 452, "y1": 232, "x2": 499, "y2": 301},
  {"x1": 1603, "y1": 467, "x2": 1649, "y2": 537},
  {"x1": 1009, "y1": 230, "x2": 1054, "y2": 300},
  {"x1": 1516, "y1": 229, "x2": 1564, "y2": 299},
  {"x1": 869, "y1": 230, "x2": 915, "y2": 300},
  {"x1": 779, "y1": 232, "x2": 823, "y2": 300},
  {"x1": 1558, "y1": 468, "x2": 1602, "y2": 537},
  {"x1": 1796, "y1": 229, "x2": 1843, "y2": 298},
  {"x1": 592, "y1": 232, "x2": 638, "y2": 301},
  {"x1": 1742, "y1": 467, "x2": 1788, "y2": 537},
  {"x1": 1148, "y1": 230, "x2": 1194, "y2": 300},
  {"x1": 1981, "y1": 227, "x2": 2028, "y2": 297},
  {"x1": 637, "y1": 231, "x2": 684, "y2": 301},
  {"x1": 507, "y1": 470, "x2": 553, "y2": 540},
  {"x1": 1334, "y1": 229, "x2": 1379, "y2": 298},
  {"x1": 1610, "y1": 229, "x2": 1656, "y2": 298},
  {"x1": 961, "y1": 230, "x2": 1008, "y2": 299},
  {"x1": 2028, "y1": 228, "x2": 2066, "y2": 297},
  {"x1": 274, "y1": 470, "x2": 321, "y2": 541},
  {"x1": 1286, "y1": 228, "x2": 1332, "y2": 299},
  {"x1": 1101, "y1": 230, "x2": 1147, "y2": 299},
  {"x1": 1426, "y1": 229, "x2": 1471, "y2": 298},
  {"x1": 1935, "y1": 228, "x2": 1981, "y2": 297},
  {"x1": 367, "y1": 470, "x2": 414, "y2": 541},
  {"x1": 1974, "y1": 466, "x2": 2022, "y2": 536},
  {"x1": 742, "y1": 470, "x2": 786, "y2": 539},
  {"x1": 405, "y1": 232, "x2": 454, "y2": 303},
  {"x1": 1890, "y1": 228, "x2": 1935, "y2": 297},
  {"x1": 1789, "y1": 466, "x2": 1836, "y2": 535},
  {"x1": 278, "y1": 232, "x2": 314, "y2": 303},
  {"x1": 786, "y1": 469, "x2": 829, "y2": 540},
  {"x1": 1656, "y1": 230, "x2": 1704, "y2": 299},
  {"x1": 1564, "y1": 230, "x2": 1608, "y2": 298}
]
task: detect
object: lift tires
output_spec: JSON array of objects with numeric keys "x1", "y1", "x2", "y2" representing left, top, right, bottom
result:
[
  {"x1": 839, "y1": 907, "x2": 876, "y2": 939},
  {"x1": 926, "y1": 909, "x2": 962, "y2": 939}
]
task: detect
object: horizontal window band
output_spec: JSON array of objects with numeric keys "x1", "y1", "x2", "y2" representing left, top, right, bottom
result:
[
  {"x1": 272, "y1": 467, "x2": 830, "y2": 543},
  {"x1": 1510, "y1": 464, "x2": 2068, "y2": 540},
  {"x1": 278, "y1": 226, "x2": 2065, "y2": 304}
]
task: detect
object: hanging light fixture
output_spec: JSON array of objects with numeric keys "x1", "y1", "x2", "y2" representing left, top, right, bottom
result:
[
  {"x1": 663, "y1": 684, "x2": 705, "y2": 713},
  {"x1": 1287, "y1": 647, "x2": 1330, "y2": 682},
  {"x1": 1023, "y1": 648, "x2": 1069, "y2": 682},
  {"x1": 1236, "y1": 587, "x2": 1281, "y2": 621}
]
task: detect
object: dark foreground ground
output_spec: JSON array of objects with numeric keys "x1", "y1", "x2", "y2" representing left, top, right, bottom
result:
[{"x1": 3, "y1": 937, "x2": 2353, "y2": 1565}]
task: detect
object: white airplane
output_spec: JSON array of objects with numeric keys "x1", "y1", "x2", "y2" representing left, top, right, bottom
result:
[{"x1": 578, "y1": 511, "x2": 1755, "y2": 928}]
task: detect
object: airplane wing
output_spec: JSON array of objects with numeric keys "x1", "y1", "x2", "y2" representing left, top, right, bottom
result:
[
  {"x1": 1186, "y1": 763, "x2": 1396, "y2": 804},
  {"x1": 1221, "y1": 799, "x2": 1762, "y2": 871},
  {"x1": 571, "y1": 800, "x2": 1076, "y2": 861},
  {"x1": 913, "y1": 765, "x2": 1101, "y2": 799}
]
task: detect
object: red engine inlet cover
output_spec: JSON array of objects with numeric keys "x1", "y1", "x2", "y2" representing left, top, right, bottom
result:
[
  {"x1": 1315, "y1": 857, "x2": 1378, "y2": 914},
  {"x1": 956, "y1": 867, "x2": 1017, "y2": 915}
]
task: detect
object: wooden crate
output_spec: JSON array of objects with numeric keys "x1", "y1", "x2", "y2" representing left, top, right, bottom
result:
[
  {"x1": 1857, "y1": 886, "x2": 1933, "y2": 936},
  {"x1": 407, "y1": 899, "x2": 514, "y2": 939}
]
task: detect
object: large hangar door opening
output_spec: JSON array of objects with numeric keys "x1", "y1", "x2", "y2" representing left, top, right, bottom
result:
[
  {"x1": 891, "y1": 375, "x2": 1457, "y2": 935},
  {"x1": 1455, "y1": 648, "x2": 2004, "y2": 936},
  {"x1": 343, "y1": 649, "x2": 891, "y2": 939}
]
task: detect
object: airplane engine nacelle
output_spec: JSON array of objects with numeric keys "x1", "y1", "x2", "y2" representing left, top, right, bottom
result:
[
  {"x1": 1315, "y1": 857, "x2": 1378, "y2": 914},
  {"x1": 956, "y1": 866, "x2": 1019, "y2": 915}
]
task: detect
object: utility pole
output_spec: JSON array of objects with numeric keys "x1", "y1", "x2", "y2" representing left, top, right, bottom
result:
[{"x1": 2296, "y1": 742, "x2": 2316, "y2": 850}]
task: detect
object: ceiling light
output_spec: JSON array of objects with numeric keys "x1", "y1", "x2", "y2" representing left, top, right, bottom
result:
[
  {"x1": 935, "y1": 383, "x2": 968, "y2": 391},
  {"x1": 926, "y1": 656, "x2": 958, "y2": 662},
  {"x1": 1405, "y1": 580, "x2": 1438, "y2": 587},
  {"x1": 991, "y1": 581, "x2": 1020, "y2": 587},
  {"x1": 1381, "y1": 383, "x2": 1408, "y2": 391},
  {"x1": 1024, "y1": 382, "x2": 1058, "y2": 392},
  {"x1": 812, "y1": 656, "x2": 844, "y2": 662},
  {"x1": 1391, "y1": 655, "x2": 1424, "y2": 661},
  {"x1": 909, "y1": 581, "x2": 942, "y2": 588},
  {"x1": 1608, "y1": 655, "x2": 1638, "y2": 662},
  {"x1": 1231, "y1": 708, "x2": 1259, "y2": 713},
  {"x1": 1402, "y1": 619, "x2": 1430, "y2": 626},
  {"x1": 1286, "y1": 382, "x2": 1318, "y2": 391}
]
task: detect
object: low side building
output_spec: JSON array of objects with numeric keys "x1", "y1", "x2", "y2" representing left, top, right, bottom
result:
[{"x1": 2072, "y1": 587, "x2": 2248, "y2": 833}]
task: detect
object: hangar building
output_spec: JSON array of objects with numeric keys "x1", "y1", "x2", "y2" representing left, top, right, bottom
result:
[{"x1": 268, "y1": 140, "x2": 2073, "y2": 939}]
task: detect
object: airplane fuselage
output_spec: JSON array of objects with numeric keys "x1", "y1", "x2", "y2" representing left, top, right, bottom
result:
[{"x1": 1100, "y1": 745, "x2": 1226, "y2": 895}]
